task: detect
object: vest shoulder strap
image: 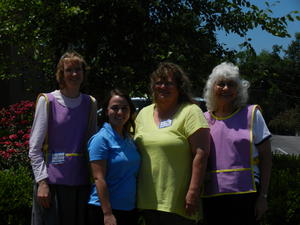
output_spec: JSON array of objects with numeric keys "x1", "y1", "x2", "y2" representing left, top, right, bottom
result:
[{"x1": 36, "y1": 93, "x2": 50, "y2": 160}]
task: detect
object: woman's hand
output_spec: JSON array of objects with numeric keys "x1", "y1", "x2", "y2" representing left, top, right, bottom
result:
[
  {"x1": 104, "y1": 213, "x2": 117, "y2": 225},
  {"x1": 255, "y1": 195, "x2": 268, "y2": 221},
  {"x1": 37, "y1": 180, "x2": 51, "y2": 208},
  {"x1": 185, "y1": 189, "x2": 199, "y2": 216}
]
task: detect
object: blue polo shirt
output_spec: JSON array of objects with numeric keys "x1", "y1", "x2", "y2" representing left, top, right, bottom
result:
[{"x1": 88, "y1": 122, "x2": 140, "y2": 210}]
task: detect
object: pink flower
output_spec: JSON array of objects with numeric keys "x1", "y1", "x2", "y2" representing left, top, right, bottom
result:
[
  {"x1": 9, "y1": 134, "x2": 18, "y2": 140},
  {"x1": 0, "y1": 151, "x2": 11, "y2": 159},
  {"x1": 20, "y1": 120, "x2": 29, "y2": 125},
  {"x1": 17, "y1": 130, "x2": 25, "y2": 135},
  {"x1": 22, "y1": 134, "x2": 30, "y2": 140},
  {"x1": 4, "y1": 141, "x2": 12, "y2": 145},
  {"x1": 14, "y1": 142, "x2": 23, "y2": 147},
  {"x1": 7, "y1": 148, "x2": 16, "y2": 153}
]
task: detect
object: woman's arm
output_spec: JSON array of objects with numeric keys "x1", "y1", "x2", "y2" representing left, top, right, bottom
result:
[
  {"x1": 28, "y1": 95, "x2": 51, "y2": 208},
  {"x1": 86, "y1": 96, "x2": 98, "y2": 139},
  {"x1": 29, "y1": 96, "x2": 49, "y2": 182},
  {"x1": 91, "y1": 160, "x2": 117, "y2": 225},
  {"x1": 255, "y1": 138, "x2": 272, "y2": 220},
  {"x1": 186, "y1": 128, "x2": 210, "y2": 216}
]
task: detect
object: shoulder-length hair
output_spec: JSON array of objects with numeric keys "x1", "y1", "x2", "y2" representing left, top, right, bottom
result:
[
  {"x1": 203, "y1": 62, "x2": 250, "y2": 112},
  {"x1": 149, "y1": 62, "x2": 194, "y2": 104},
  {"x1": 99, "y1": 88, "x2": 136, "y2": 135},
  {"x1": 55, "y1": 51, "x2": 89, "y2": 89}
]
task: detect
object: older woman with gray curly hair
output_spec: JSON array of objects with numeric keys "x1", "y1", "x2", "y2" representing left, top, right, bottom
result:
[{"x1": 201, "y1": 62, "x2": 272, "y2": 225}]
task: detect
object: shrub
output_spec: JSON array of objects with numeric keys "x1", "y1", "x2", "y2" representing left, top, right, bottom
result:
[
  {"x1": 269, "y1": 106, "x2": 300, "y2": 135},
  {"x1": 0, "y1": 100, "x2": 34, "y2": 169},
  {"x1": 0, "y1": 166, "x2": 33, "y2": 225},
  {"x1": 262, "y1": 154, "x2": 300, "y2": 225}
]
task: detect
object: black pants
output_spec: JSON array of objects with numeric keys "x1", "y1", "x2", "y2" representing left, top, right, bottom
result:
[
  {"x1": 87, "y1": 204, "x2": 138, "y2": 225},
  {"x1": 140, "y1": 210, "x2": 197, "y2": 225},
  {"x1": 202, "y1": 193, "x2": 260, "y2": 225}
]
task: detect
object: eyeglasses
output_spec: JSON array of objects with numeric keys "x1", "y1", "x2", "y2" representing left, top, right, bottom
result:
[
  {"x1": 216, "y1": 80, "x2": 237, "y2": 88},
  {"x1": 154, "y1": 81, "x2": 175, "y2": 87}
]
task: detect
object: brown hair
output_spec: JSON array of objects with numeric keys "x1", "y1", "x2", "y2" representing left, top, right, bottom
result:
[
  {"x1": 150, "y1": 62, "x2": 194, "y2": 104},
  {"x1": 99, "y1": 88, "x2": 136, "y2": 135},
  {"x1": 55, "y1": 51, "x2": 89, "y2": 89}
]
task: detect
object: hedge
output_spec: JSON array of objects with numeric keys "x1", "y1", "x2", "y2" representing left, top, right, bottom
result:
[
  {"x1": 0, "y1": 166, "x2": 33, "y2": 225},
  {"x1": 0, "y1": 154, "x2": 299, "y2": 225}
]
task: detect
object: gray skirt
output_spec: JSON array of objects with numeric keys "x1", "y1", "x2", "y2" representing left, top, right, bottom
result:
[{"x1": 31, "y1": 183, "x2": 90, "y2": 225}]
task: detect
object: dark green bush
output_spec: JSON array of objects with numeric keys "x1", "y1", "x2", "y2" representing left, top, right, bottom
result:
[
  {"x1": 262, "y1": 154, "x2": 300, "y2": 225},
  {"x1": 269, "y1": 106, "x2": 300, "y2": 135},
  {"x1": 0, "y1": 166, "x2": 33, "y2": 225}
]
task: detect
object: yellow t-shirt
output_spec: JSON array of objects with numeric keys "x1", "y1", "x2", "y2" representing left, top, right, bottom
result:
[{"x1": 134, "y1": 103, "x2": 208, "y2": 220}]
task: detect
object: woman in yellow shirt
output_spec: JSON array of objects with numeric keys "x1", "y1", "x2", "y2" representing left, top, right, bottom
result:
[{"x1": 134, "y1": 62, "x2": 210, "y2": 225}]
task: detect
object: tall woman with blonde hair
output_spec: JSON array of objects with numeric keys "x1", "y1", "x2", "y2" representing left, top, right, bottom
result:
[{"x1": 29, "y1": 51, "x2": 97, "y2": 225}]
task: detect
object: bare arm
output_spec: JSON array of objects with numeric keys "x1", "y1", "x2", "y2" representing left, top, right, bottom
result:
[
  {"x1": 185, "y1": 128, "x2": 210, "y2": 215},
  {"x1": 255, "y1": 138, "x2": 272, "y2": 220},
  {"x1": 91, "y1": 160, "x2": 117, "y2": 225}
]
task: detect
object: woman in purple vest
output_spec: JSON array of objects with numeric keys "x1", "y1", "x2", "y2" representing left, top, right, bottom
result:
[
  {"x1": 201, "y1": 62, "x2": 272, "y2": 225},
  {"x1": 29, "y1": 51, "x2": 98, "y2": 225}
]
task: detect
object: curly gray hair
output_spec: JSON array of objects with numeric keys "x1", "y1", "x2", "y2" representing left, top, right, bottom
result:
[{"x1": 203, "y1": 62, "x2": 250, "y2": 112}]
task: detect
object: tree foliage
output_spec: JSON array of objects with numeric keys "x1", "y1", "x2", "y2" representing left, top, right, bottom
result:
[
  {"x1": 235, "y1": 33, "x2": 300, "y2": 132},
  {"x1": 0, "y1": 0, "x2": 299, "y2": 101}
]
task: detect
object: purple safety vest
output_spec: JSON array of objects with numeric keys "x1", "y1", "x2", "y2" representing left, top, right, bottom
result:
[
  {"x1": 202, "y1": 105, "x2": 258, "y2": 197},
  {"x1": 45, "y1": 93, "x2": 91, "y2": 186}
]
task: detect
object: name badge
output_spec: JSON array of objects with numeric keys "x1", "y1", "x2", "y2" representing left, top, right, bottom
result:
[
  {"x1": 159, "y1": 119, "x2": 172, "y2": 128},
  {"x1": 51, "y1": 152, "x2": 65, "y2": 164}
]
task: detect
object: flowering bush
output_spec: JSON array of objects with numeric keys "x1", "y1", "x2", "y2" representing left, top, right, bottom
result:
[{"x1": 0, "y1": 100, "x2": 35, "y2": 170}]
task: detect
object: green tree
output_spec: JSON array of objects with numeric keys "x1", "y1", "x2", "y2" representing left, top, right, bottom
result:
[
  {"x1": 0, "y1": 0, "x2": 299, "y2": 101},
  {"x1": 236, "y1": 33, "x2": 300, "y2": 127}
]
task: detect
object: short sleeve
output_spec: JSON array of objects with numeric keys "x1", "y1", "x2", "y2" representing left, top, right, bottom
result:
[
  {"x1": 184, "y1": 104, "x2": 209, "y2": 137},
  {"x1": 253, "y1": 108, "x2": 271, "y2": 145},
  {"x1": 88, "y1": 133, "x2": 109, "y2": 161},
  {"x1": 134, "y1": 110, "x2": 142, "y2": 134}
]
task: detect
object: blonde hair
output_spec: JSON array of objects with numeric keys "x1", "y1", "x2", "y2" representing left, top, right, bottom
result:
[{"x1": 55, "y1": 51, "x2": 88, "y2": 89}]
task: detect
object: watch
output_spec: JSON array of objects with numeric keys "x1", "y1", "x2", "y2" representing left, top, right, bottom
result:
[{"x1": 260, "y1": 193, "x2": 268, "y2": 199}]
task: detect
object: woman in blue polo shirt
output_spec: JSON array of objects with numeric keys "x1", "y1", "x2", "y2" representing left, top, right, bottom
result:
[{"x1": 87, "y1": 89, "x2": 140, "y2": 225}]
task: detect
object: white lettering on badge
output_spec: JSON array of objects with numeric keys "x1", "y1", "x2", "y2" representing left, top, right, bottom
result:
[
  {"x1": 51, "y1": 152, "x2": 65, "y2": 164},
  {"x1": 159, "y1": 119, "x2": 172, "y2": 128}
]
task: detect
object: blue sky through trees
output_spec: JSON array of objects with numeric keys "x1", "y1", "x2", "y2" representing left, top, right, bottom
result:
[{"x1": 217, "y1": 0, "x2": 300, "y2": 54}]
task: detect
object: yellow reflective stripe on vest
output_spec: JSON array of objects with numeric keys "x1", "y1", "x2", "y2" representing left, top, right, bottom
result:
[
  {"x1": 209, "y1": 168, "x2": 252, "y2": 173},
  {"x1": 35, "y1": 93, "x2": 50, "y2": 164},
  {"x1": 253, "y1": 157, "x2": 259, "y2": 165},
  {"x1": 65, "y1": 153, "x2": 83, "y2": 157},
  {"x1": 249, "y1": 104, "x2": 260, "y2": 192}
]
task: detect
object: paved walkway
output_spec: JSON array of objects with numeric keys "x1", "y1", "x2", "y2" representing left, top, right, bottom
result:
[{"x1": 271, "y1": 135, "x2": 300, "y2": 155}]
